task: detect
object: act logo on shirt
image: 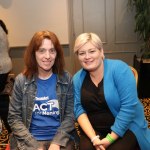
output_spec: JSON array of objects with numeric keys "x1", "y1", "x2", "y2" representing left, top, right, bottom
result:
[{"x1": 33, "y1": 97, "x2": 59, "y2": 116}]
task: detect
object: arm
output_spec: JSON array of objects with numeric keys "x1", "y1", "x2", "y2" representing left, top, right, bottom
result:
[
  {"x1": 78, "y1": 114, "x2": 118, "y2": 144},
  {"x1": 73, "y1": 70, "x2": 96, "y2": 139},
  {"x1": 52, "y1": 73, "x2": 75, "y2": 147},
  {"x1": 78, "y1": 113, "x2": 97, "y2": 140},
  {"x1": 73, "y1": 71, "x2": 105, "y2": 150},
  {"x1": 77, "y1": 108, "x2": 106, "y2": 150},
  {"x1": 111, "y1": 62, "x2": 138, "y2": 136},
  {"x1": 99, "y1": 60, "x2": 138, "y2": 148},
  {"x1": 73, "y1": 70, "x2": 87, "y2": 119},
  {"x1": 8, "y1": 74, "x2": 38, "y2": 149},
  {"x1": 98, "y1": 131, "x2": 119, "y2": 148}
]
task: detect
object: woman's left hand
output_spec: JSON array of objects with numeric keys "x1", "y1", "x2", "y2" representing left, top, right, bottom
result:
[
  {"x1": 95, "y1": 144, "x2": 105, "y2": 150},
  {"x1": 92, "y1": 138, "x2": 105, "y2": 150},
  {"x1": 98, "y1": 137, "x2": 111, "y2": 148}
]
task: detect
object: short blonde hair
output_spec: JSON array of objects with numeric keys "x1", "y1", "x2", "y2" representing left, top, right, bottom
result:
[{"x1": 74, "y1": 33, "x2": 103, "y2": 53}]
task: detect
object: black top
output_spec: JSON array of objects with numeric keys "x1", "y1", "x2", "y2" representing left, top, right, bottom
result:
[{"x1": 81, "y1": 73, "x2": 114, "y2": 136}]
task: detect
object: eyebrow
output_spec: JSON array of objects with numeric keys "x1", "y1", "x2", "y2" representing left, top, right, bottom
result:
[
  {"x1": 39, "y1": 47, "x2": 55, "y2": 50},
  {"x1": 79, "y1": 48, "x2": 96, "y2": 51}
]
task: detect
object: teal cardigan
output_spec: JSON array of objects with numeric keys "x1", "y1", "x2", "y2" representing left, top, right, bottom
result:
[{"x1": 73, "y1": 59, "x2": 150, "y2": 150}]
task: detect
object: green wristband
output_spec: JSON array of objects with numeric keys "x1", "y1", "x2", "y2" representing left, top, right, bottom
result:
[{"x1": 106, "y1": 133, "x2": 115, "y2": 144}]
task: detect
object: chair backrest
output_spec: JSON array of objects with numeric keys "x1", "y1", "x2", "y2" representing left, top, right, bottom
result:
[
  {"x1": 130, "y1": 66, "x2": 138, "y2": 86},
  {"x1": 0, "y1": 73, "x2": 15, "y2": 96}
]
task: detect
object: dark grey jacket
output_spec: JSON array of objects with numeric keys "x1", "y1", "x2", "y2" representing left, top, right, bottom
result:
[
  {"x1": 0, "y1": 26, "x2": 12, "y2": 74},
  {"x1": 8, "y1": 71, "x2": 76, "y2": 150}
]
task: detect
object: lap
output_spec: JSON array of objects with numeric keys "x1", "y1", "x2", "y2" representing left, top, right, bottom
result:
[
  {"x1": 107, "y1": 130, "x2": 138, "y2": 150},
  {"x1": 79, "y1": 130, "x2": 138, "y2": 150},
  {"x1": 61, "y1": 140, "x2": 75, "y2": 150},
  {"x1": 37, "y1": 139, "x2": 75, "y2": 150}
]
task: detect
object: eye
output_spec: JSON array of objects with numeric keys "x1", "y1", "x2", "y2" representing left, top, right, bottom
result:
[
  {"x1": 78, "y1": 52, "x2": 85, "y2": 56},
  {"x1": 89, "y1": 49, "x2": 96, "y2": 53},
  {"x1": 50, "y1": 48, "x2": 56, "y2": 53},
  {"x1": 38, "y1": 48, "x2": 46, "y2": 53}
]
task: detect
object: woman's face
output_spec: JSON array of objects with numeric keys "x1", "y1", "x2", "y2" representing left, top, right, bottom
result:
[
  {"x1": 35, "y1": 38, "x2": 57, "y2": 76},
  {"x1": 77, "y1": 42, "x2": 104, "y2": 72}
]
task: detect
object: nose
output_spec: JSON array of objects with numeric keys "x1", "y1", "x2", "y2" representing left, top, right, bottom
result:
[
  {"x1": 45, "y1": 50, "x2": 51, "y2": 58},
  {"x1": 85, "y1": 52, "x2": 90, "y2": 59}
]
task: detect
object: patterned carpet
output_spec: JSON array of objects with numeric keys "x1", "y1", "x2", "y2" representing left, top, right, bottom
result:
[
  {"x1": 140, "y1": 98, "x2": 150, "y2": 128},
  {"x1": 0, "y1": 98, "x2": 150, "y2": 150},
  {"x1": 0, "y1": 121, "x2": 9, "y2": 149}
]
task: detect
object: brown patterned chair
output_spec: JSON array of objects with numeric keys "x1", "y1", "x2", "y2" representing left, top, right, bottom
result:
[
  {"x1": 130, "y1": 66, "x2": 138, "y2": 86},
  {"x1": 0, "y1": 73, "x2": 15, "y2": 134}
]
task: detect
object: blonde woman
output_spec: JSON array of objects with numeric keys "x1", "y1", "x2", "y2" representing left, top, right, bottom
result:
[{"x1": 73, "y1": 32, "x2": 150, "y2": 150}]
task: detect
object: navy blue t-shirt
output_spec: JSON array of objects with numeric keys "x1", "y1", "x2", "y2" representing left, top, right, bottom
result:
[{"x1": 29, "y1": 74, "x2": 60, "y2": 140}]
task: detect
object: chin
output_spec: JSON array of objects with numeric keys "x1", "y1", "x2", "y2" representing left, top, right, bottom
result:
[
  {"x1": 42, "y1": 68, "x2": 52, "y2": 72},
  {"x1": 85, "y1": 66, "x2": 98, "y2": 71},
  {"x1": 83, "y1": 67, "x2": 93, "y2": 71}
]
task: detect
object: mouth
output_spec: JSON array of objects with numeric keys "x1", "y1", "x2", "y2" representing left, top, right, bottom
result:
[
  {"x1": 43, "y1": 61, "x2": 51, "y2": 65},
  {"x1": 43, "y1": 60, "x2": 52, "y2": 63},
  {"x1": 84, "y1": 61, "x2": 93, "y2": 65}
]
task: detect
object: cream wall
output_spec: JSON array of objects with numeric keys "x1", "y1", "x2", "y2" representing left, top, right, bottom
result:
[
  {"x1": 8, "y1": 0, "x2": 141, "y2": 75},
  {"x1": 68, "y1": 0, "x2": 142, "y2": 73},
  {"x1": 0, "y1": 0, "x2": 69, "y2": 47}
]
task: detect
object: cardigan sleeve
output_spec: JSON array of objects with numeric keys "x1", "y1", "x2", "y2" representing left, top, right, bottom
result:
[
  {"x1": 110, "y1": 61, "x2": 138, "y2": 137},
  {"x1": 73, "y1": 69, "x2": 86, "y2": 119}
]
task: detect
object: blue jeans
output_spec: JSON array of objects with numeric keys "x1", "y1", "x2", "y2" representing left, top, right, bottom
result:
[{"x1": 37, "y1": 139, "x2": 75, "y2": 150}]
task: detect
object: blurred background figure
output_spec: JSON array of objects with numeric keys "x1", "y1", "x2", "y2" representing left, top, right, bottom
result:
[
  {"x1": 0, "y1": 117, "x2": 2, "y2": 133},
  {"x1": 0, "y1": 19, "x2": 12, "y2": 92},
  {"x1": 0, "y1": 19, "x2": 12, "y2": 134}
]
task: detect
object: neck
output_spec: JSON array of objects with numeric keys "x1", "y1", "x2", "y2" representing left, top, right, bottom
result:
[
  {"x1": 38, "y1": 72, "x2": 53, "y2": 80},
  {"x1": 89, "y1": 62, "x2": 104, "y2": 87}
]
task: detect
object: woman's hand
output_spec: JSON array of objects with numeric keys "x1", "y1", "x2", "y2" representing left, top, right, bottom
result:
[
  {"x1": 95, "y1": 145, "x2": 105, "y2": 150},
  {"x1": 97, "y1": 137, "x2": 111, "y2": 149},
  {"x1": 99, "y1": 132, "x2": 118, "y2": 148},
  {"x1": 92, "y1": 138, "x2": 105, "y2": 150},
  {"x1": 48, "y1": 143, "x2": 60, "y2": 150}
]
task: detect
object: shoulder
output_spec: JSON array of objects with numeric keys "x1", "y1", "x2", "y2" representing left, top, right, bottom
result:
[
  {"x1": 73, "y1": 69, "x2": 87, "y2": 89},
  {"x1": 105, "y1": 59, "x2": 128, "y2": 67},
  {"x1": 73, "y1": 69, "x2": 87, "y2": 81},
  {"x1": 15, "y1": 73, "x2": 27, "y2": 85},
  {"x1": 13, "y1": 73, "x2": 26, "y2": 92},
  {"x1": 15, "y1": 74, "x2": 37, "y2": 92},
  {"x1": 104, "y1": 59, "x2": 133, "y2": 84},
  {"x1": 62, "y1": 70, "x2": 72, "y2": 79},
  {"x1": 57, "y1": 71, "x2": 72, "y2": 83},
  {"x1": 104, "y1": 59, "x2": 129, "y2": 73},
  {"x1": 15, "y1": 73, "x2": 25, "y2": 80},
  {"x1": 15, "y1": 73, "x2": 34, "y2": 85}
]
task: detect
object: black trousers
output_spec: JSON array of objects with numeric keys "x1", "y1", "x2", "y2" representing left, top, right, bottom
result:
[
  {"x1": 0, "y1": 94, "x2": 11, "y2": 133},
  {"x1": 79, "y1": 130, "x2": 139, "y2": 150}
]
